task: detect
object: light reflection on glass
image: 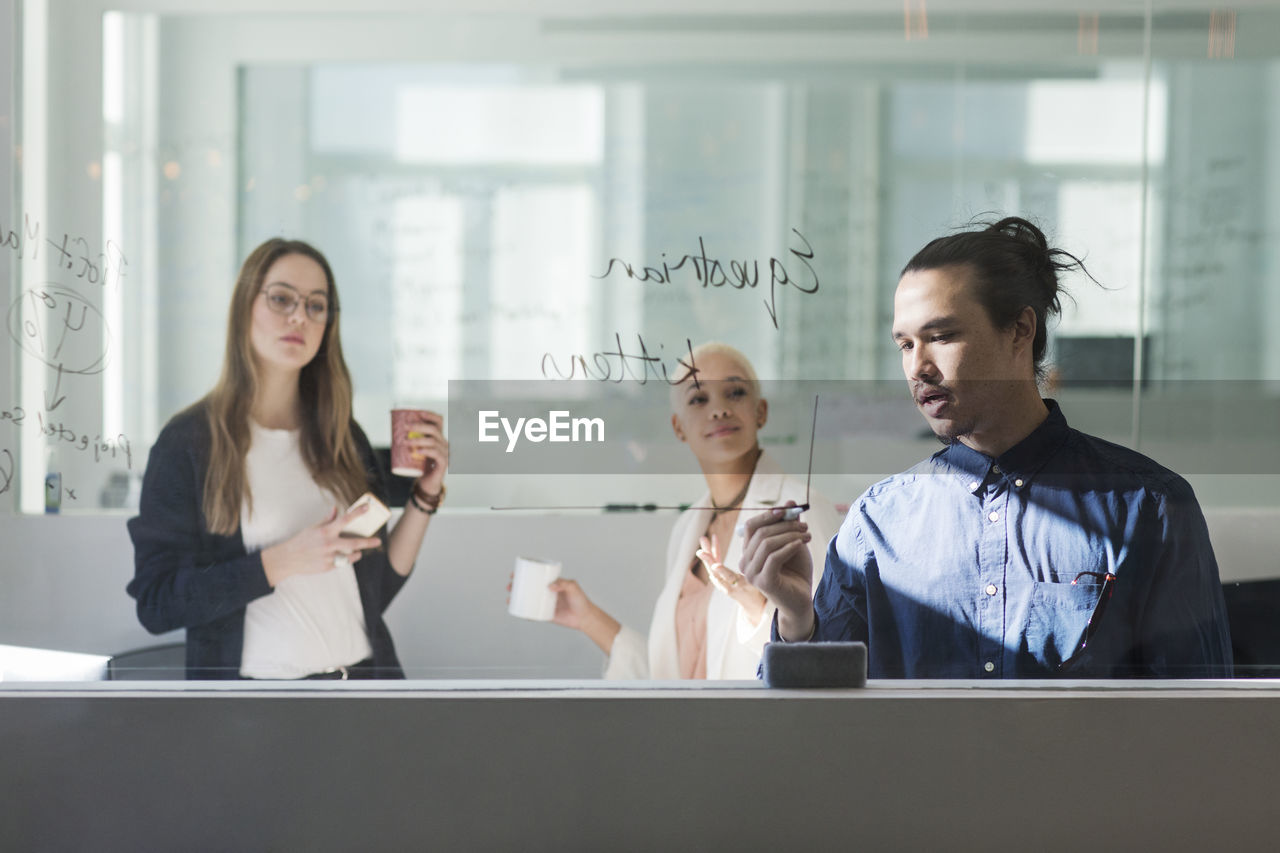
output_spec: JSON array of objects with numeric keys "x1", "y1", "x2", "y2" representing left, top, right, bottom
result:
[
  {"x1": 904, "y1": 0, "x2": 928, "y2": 42},
  {"x1": 1208, "y1": 9, "x2": 1237, "y2": 59}
]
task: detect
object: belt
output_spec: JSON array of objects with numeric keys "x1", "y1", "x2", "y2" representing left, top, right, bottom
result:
[{"x1": 303, "y1": 657, "x2": 377, "y2": 680}]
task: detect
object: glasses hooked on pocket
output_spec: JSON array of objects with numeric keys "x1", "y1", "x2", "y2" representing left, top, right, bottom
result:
[{"x1": 1057, "y1": 571, "x2": 1117, "y2": 672}]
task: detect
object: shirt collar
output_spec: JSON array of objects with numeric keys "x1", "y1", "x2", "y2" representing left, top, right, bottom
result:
[{"x1": 938, "y1": 399, "x2": 1070, "y2": 493}]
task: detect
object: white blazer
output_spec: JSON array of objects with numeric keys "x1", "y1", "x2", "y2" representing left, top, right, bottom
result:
[{"x1": 605, "y1": 452, "x2": 841, "y2": 680}]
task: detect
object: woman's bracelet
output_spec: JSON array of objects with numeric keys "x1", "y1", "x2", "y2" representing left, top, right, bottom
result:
[{"x1": 409, "y1": 484, "x2": 445, "y2": 515}]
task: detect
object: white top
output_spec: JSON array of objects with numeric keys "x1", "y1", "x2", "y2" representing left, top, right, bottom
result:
[{"x1": 238, "y1": 422, "x2": 373, "y2": 679}]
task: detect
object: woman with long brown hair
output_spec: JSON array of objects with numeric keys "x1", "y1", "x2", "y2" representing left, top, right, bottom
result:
[{"x1": 127, "y1": 238, "x2": 447, "y2": 679}]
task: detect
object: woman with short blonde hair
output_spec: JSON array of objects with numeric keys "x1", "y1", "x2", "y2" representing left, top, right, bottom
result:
[{"x1": 547, "y1": 342, "x2": 839, "y2": 679}]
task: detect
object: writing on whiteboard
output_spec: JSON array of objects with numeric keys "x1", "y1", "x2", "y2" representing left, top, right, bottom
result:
[
  {"x1": 6, "y1": 285, "x2": 112, "y2": 412},
  {"x1": 35, "y1": 411, "x2": 133, "y2": 470},
  {"x1": 0, "y1": 212, "x2": 128, "y2": 291},
  {"x1": 592, "y1": 229, "x2": 819, "y2": 328},
  {"x1": 541, "y1": 334, "x2": 700, "y2": 387},
  {"x1": 0, "y1": 447, "x2": 12, "y2": 496},
  {"x1": 0, "y1": 403, "x2": 134, "y2": 503}
]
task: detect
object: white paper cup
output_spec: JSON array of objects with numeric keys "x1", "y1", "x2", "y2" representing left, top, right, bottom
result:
[{"x1": 508, "y1": 557, "x2": 562, "y2": 621}]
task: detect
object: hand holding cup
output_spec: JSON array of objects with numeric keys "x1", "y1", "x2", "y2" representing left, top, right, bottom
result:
[
  {"x1": 392, "y1": 408, "x2": 449, "y2": 496},
  {"x1": 507, "y1": 557, "x2": 562, "y2": 621}
]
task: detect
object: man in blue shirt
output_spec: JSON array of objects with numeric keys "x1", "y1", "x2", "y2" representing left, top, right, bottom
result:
[{"x1": 742, "y1": 217, "x2": 1232, "y2": 678}]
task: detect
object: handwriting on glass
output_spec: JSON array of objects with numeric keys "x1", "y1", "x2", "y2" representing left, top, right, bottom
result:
[
  {"x1": 0, "y1": 448, "x2": 13, "y2": 496},
  {"x1": 541, "y1": 334, "x2": 699, "y2": 387},
  {"x1": 2, "y1": 404, "x2": 132, "y2": 469},
  {"x1": 36, "y1": 412, "x2": 133, "y2": 469},
  {"x1": 0, "y1": 213, "x2": 128, "y2": 291},
  {"x1": 6, "y1": 285, "x2": 111, "y2": 411},
  {"x1": 45, "y1": 474, "x2": 77, "y2": 505},
  {"x1": 592, "y1": 229, "x2": 819, "y2": 328}
]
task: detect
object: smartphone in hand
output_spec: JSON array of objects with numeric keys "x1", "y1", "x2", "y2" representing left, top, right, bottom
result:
[{"x1": 341, "y1": 492, "x2": 391, "y2": 537}]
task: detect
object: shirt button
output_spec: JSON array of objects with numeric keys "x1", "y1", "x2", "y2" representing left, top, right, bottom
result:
[
  {"x1": 984, "y1": 661, "x2": 995, "y2": 673},
  {"x1": 988, "y1": 511, "x2": 1000, "y2": 522},
  {"x1": 992, "y1": 465, "x2": 1002, "y2": 475},
  {"x1": 985, "y1": 583, "x2": 998, "y2": 596},
  {"x1": 969, "y1": 481, "x2": 979, "y2": 490},
  {"x1": 1015, "y1": 479, "x2": 1024, "y2": 488}
]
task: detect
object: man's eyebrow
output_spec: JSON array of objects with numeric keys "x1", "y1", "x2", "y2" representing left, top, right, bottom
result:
[{"x1": 892, "y1": 315, "x2": 961, "y2": 339}]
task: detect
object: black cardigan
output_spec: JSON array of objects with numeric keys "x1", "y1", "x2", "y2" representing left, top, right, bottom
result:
[{"x1": 126, "y1": 404, "x2": 407, "y2": 679}]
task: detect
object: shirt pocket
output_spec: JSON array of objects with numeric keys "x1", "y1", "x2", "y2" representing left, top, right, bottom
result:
[{"x1": 1027, "y1": 578, "x2": 1107, "y2": 668}]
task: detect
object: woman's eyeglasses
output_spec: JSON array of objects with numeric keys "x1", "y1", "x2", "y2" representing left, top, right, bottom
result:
[{"x1": 261, "y1": 282, "x2": 332, "y2": 324}]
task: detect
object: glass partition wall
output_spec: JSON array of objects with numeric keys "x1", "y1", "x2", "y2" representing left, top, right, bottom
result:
[
  {"x1": 0, "y1": 4, "x2": 1266, "y2": 509},
  {"x1": 10, "y1": 3, "x2": 1279, "y2": 512},
  {"x1": 4, "y1": 1, "x2": 1280, "y2": 678}
]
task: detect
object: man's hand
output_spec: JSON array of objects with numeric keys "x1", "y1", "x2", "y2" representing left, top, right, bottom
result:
[{"x1": 739, "y1": 501, "x2": 816, "y2": 641}]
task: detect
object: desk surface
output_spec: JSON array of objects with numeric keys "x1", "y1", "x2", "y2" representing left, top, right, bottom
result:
[
  {"x1": 4, "y1": 676, "x2": 1280, "y2": 696},
  {"x1": 3, "y1": 680, "x2": 1278, "y2": 852}
]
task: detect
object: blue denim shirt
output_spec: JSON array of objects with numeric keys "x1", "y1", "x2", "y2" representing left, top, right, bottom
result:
[{"x1": 798, "y1": 400, "x2": 1232, "y2": 678}]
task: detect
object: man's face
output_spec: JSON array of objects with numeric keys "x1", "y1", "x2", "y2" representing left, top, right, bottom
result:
[{"x1": 892, "y1": 266, "x2": 1027, "y2": 447}]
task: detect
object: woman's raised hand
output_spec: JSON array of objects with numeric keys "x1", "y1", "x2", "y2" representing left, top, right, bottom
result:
[
  {"x1": 697, "y1": 533, "x2": 768, "y2": 626},
  {"x1": 261, "y1": 504, "x2": 382, "y2": 588}
]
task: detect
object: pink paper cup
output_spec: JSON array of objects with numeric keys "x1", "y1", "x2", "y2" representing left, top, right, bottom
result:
[{"x1": 391, "y1": 409, "x2": 434, "y2": 478}]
